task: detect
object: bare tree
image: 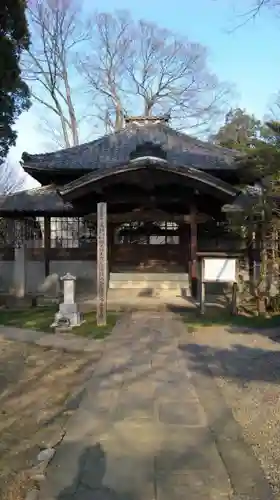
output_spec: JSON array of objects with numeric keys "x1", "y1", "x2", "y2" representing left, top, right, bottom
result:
[
  {"x1": 79, "y1": 11, "x2": 131, "y2": 132},
  {"x1": 23, "y1": 0, "x2": 90, "y2": 148},
  {"x1": 79, "y1": 11, "x2": 233, "y2": 134},
  {"x1": 0, "y1": 159, "x2": 26, "y2": 194},
  {"x1": 23, "y1": 6, "x2": 233, "y2": 140},
  {"x1": 128, "y1": 19, "x2": 232, "y2": 132}
]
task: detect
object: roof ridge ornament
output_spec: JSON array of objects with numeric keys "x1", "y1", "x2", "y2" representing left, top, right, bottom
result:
[{"x1": 124, "y1": 114, "x2": 170, "y2": 127}]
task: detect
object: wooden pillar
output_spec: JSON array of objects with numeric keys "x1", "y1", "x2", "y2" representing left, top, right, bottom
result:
[
  {"x1": 189, "y1": 204, "x2": 198, "y2": 297},
  {"x1": 97, "y1": 202, "x2": 107, "y2": 326},
  {"x1": 44, "y1": 216, "x2": 51, "y2": 277},
  {"x1": 179, "y1": 223, "x2": 187, "y2": 272}
]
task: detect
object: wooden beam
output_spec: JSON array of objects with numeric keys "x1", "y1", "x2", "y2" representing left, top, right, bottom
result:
[
  {"x1": 189, "y1": 204, "x2": 198, "y2": 297},
  {"x1": 97, "y1": 202, "x2": 107, "y2": 326},
  {"x1": 100, "y1": 194, "x2": 191, "y2": 205},
  {"x1": 44, "y1": 216, "x2": 50, "y2": 277},
  {"x1": 60, "y1": 161, "x2": 239, "y2": 201},
  {"x1": 85, "y1": 211, "x2": 210, "y2": 224}
]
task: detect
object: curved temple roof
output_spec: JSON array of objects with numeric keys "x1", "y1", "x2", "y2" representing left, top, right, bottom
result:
[
  {"x1": 22, "y1": 123, "x2": 242, "y2": 181},
  {"x1": 60, "y1": 157, "x2": 239, "y2": 201},
  {"x1": 0, "y1": 160, "x2": 240, "y2": 215},
  {"x1": 0, "y1": 123, "x2": 244, "y2": 215}
]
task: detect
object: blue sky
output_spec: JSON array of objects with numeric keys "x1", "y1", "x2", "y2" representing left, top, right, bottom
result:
[{"x1": 10, "y1": 0, "x2": 280, "y2": 166}]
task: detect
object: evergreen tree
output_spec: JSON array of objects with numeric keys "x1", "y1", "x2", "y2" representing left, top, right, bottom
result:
[
  {"x1": 211, "y1": 108, "x2": 267, "y2": 152},
  {"x1": 0, "y1": 0, "x2": 30, "y2": 162}
]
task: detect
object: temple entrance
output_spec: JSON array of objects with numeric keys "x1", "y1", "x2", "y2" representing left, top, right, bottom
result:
[
  {"x1": 110, "y1": 221, "x2": 186, "y2": 273},
  {"x1": 111, "y1": 244, "x2": 185, "y2": 272}
]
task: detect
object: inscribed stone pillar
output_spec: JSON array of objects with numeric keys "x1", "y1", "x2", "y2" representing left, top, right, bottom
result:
[{"x1": 97, "y1": 202, "x2": 108, "y2": 325}]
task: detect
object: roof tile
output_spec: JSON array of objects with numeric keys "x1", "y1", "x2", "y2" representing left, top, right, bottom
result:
[{"x1": 22, "y1": 123, "x2": 240, "y2": 172}]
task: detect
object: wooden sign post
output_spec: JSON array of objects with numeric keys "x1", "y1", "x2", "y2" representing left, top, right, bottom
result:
[
  {"x1": 199, "y1": 259, "x2": 206, "y2": 315},
  {"x1": 97, "y1": 202, "x2": 107, "y2": 326},
  {"x1": 200, "y1": 257, "x2": 238, "y2": 316}
]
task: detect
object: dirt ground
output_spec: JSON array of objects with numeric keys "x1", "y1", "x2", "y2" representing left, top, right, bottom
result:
[
  {"x1": 0, "y1": 339, "x2": 102, "y2": 500},
  {"x1": 188, "y1": 323, "x2": 280, "y2": 498}
]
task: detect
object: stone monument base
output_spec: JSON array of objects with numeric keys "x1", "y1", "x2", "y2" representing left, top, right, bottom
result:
[{"x1": 51, "y1": 303, "x2": 84, "y2": 331}]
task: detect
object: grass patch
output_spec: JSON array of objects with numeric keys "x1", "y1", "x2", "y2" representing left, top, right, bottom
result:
[
  {"x1": 180, "y1": 306, "x2": 280, "y2": 332},
  {"x1": 0, "y1": 306, "x2": 118, "y2": 339}
]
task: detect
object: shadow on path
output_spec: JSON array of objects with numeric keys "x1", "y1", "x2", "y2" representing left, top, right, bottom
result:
[
  {"x1": 179, "y1": 342, "x2": 280, "y2": 384},
  {"x1": 57, "y1": 442, "x2": 137, "y2": 500}
]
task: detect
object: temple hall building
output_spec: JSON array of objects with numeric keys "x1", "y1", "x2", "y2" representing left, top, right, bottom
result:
[{"x1": 0, "y1": 115, "x2": 247, "y2": 307}]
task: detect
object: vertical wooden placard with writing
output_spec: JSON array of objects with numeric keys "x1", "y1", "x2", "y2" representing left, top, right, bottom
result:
[
  {"x1": 190, "y1": 204, "x2": 198, "y2": 297},
  {"x1": 97, "y1": 202, "x2": 107, "y2": 326}
]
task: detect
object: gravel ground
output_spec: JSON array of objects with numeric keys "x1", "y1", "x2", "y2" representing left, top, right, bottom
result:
[
  {"x1": 0, "y1": 339, "x2": 101, "y2": 500},
  {"x1": 190, "y1": 324, "x2": 280, "y2": 498}
]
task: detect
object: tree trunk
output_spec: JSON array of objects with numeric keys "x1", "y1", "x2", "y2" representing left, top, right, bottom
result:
[
  {"x1": 51, "y1": 91, "x2": 71, "y2": 148},
  {"x1": 62, "y1": 66, "x2": 79, "y2": 146},
  {"x1": 114, "y1": 104, "x2": 123, "y2": 131}
]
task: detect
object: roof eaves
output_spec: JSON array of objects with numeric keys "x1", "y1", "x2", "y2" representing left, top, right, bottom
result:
[
  {"x1": 0, "y1": 185, "x2": 74, "y2": 214},
  {"x1": 60, "y1": 158, "x2": 239, "y2": 200}
]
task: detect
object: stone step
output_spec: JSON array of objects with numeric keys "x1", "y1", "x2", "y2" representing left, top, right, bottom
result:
[
  {"x1": 109, "y1": 281, "x2": 187, "y2": 290},
  {"x1": 109, "y1": 272, "x2": 190, "y2": 294},
  {"x1": 106, "y1": 288, "x2": 194, "y2": 306},
  {"x1": 109, "y1": 272, "x2": 189, "y2": 282}
]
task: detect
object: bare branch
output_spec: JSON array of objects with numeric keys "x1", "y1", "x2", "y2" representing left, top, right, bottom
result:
[
  {"x1": 23, "y1": 0, "x2": 91, "y2": 147},
  {"x1": 79, "y1": 11, "x2": 233, "y2": 134},
  {"x1": 24, "y1": 6, "x2": 234, "y2": 139},
  {"x1": 247, "y1": 0, "x2": 280, "y2": 16},
  {"x1": 223, "y1": 0, "x2": 280, "y2": 31},
  {"x1": 78, "y1": 11, "x2": 132, "y2": 131},
  {"x1": 0, "y1": 159, "x2": 26, "y2": 194}
]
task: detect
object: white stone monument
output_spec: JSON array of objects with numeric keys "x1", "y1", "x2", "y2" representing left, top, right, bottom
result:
[{"x1": 51, "y1": 273, "x2": 83, "y2": 330}]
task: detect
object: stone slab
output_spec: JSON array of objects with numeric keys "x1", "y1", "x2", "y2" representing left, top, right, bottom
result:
[
  {"x1": 37, "y1": 311, "x2": 274, "y2": 500},
  {"x1": 157, "y1": 400, "x2": 206, "y2": 427},
  {"x1": 154, "y1": 381, "x2": 199, "y2": 401},
  {"x1": 156, "y1": 473, "x2": 230, "y2": 500}
]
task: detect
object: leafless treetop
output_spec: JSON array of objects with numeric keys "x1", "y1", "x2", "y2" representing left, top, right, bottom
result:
[
  {"x1": 79, "y1": 11, "x2": 233, "y2": 134},
  {"x1": 23, "y1": 4, "x2": 234, "y2": 144},
  {"x1": 23, "y1": 0, "x2": 91, "y2": 148},
  {"x1": 0, "y1": 160, "x2": 26, "y2": 194}
]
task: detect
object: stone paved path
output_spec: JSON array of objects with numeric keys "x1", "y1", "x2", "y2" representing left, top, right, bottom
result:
[{"x1": 38, "y1": 312, "x2": 274, "y2": 500}]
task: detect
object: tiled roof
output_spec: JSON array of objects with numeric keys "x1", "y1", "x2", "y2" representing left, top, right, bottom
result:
[
  {"x1": 22, "y1": 123, "x2": 241, "y2": 173},
  {"x1": 0, "y1": 185, "x2": 73, "y2": 213}
]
